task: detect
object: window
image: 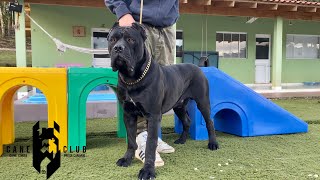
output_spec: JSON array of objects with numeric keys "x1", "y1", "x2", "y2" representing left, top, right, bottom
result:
[
  {"x1": 176, "y1": 31, "x2": 183, "y2": 57},
  {"x1": 286, "y1": 34, "x2": 320, "y2": 59},
  {"x1": 216, "y1": 32, "x2": 247, "y2": 58}
]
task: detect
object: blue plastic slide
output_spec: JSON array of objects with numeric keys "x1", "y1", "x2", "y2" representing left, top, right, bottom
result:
[{"x1": 175, "y1": 67, "x2": 308, "y2": 140}]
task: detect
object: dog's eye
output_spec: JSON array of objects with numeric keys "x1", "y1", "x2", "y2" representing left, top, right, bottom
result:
[
  {"x1": 127, "y1": 38, "x2": 135, "y2": 43},
  {"x1": 110, "y1": 38, "x2": 116, "y2": 43}
]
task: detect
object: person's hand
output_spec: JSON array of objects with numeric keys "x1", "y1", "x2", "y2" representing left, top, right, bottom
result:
[{"x1": 119, "y1": 14, "x2": 135, "y2": 27}]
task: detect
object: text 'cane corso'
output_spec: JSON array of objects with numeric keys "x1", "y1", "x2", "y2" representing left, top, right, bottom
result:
[{"x1": 108, "y1": 22, "x2": 219, "y2": 180}]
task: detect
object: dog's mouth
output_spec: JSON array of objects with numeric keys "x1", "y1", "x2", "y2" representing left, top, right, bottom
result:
[{"x1": 111, "y1": 54, "x2": 135, "y2": 76}]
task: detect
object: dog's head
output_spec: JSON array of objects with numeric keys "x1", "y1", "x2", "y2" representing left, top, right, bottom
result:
[{"x1": 108, "y1": 22, "x2": 147, "y2": 76}]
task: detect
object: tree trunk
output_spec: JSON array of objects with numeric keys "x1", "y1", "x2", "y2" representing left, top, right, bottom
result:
[
  {"x1": 0, "y1": 3, "x2": 5, "y2": 38},
  {"x1": 7, "y1": 10, "x2": 13, "y2": 36},
  {"x1": 7, "y1": 16, "x2": 11, "y2": 36}
]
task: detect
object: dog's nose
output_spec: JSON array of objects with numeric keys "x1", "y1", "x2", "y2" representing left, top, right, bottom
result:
[{"x1": 113, "y1": 45, "x2": 124, "y2": 53}]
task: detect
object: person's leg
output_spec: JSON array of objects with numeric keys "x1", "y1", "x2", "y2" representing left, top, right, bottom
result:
[
  {"x1": 135, "y1": 24, "x2": 156, "y2": 135},
  {"x1": 155, "y1": 25, "x2": 176, "y2": 65},
  {"x1": 135, "y1": 24, "x2": 176, "y2": 167},
  {"x1": 152, "y1": 25, "x2": 177, "y2": 153},
  {"x1": 135, "y1": 24, "x2": 165, "y2": 167}
]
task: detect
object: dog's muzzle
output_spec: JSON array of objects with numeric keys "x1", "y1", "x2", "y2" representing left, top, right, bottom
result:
[
  {"x1": 113, "y1": 44, "x2": 125, "y2": 53},
  {"x1": 111, "y1": 54, "x2": 135, "y2": 75}
]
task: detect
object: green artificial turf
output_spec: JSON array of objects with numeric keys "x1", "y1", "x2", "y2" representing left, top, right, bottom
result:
[
  {"x1": 271, "y1": 97, "x2": 320, "y2": 124},
  {"x1": 0, "y1": 98, "x2": 320, "y2": 179}
]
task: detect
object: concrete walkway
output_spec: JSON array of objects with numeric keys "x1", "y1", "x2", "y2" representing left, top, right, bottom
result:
[
  {"x1": 248, "y1": 83, "x2": 320, "y2": 98},
  {"x1": 13, "y1": 84, "x2": 320, "y2": 122}
]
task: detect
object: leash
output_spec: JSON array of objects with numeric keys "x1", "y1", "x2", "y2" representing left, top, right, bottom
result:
[
  {"x1": 139, "y1": 0, "x2": 143, "y2": 24},
  {"x1": 25, "y1": 13, "x2": 54, "y2": 40}
]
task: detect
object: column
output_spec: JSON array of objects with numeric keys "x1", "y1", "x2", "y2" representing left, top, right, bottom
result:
[
  {"x1": 272, "y1": 16, "x2": 283, "y2": 90},
  {"x1": 15, "y1": 0, "x2": 28, "y2": 99}
]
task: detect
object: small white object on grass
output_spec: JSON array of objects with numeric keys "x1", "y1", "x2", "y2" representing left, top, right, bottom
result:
[
  {"x1": 209, "y1": 176, "x2": 215, "y2": 179},
  {"x1": 228, "y1": 159, "x2": 233, "y2": 162},
  {"x1": 220, "y1": 170, "x2": 223, "y2": 172},
  {"x1": 218, "y1": 164, "x2": 222, "y2": 166},
  {"x1": 308, "y1": 174, "x2": 313, "y2": 177},
  {"x1": 314, "y1": 174, "x2": 319, "y2": 178},
  {"x1": 225, "y1": 163, "x2": 229, "y2": 166},
  {"x1": 194, "y1": 168, "x2": 199, "y2": 171}
]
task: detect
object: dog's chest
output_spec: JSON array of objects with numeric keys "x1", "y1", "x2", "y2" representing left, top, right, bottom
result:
[{"x1": 123, "y1": 94, "x2": 147, "y2": 117}]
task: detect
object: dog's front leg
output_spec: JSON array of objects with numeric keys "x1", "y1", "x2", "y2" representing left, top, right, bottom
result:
[
  {"x1": 138, "y1": 114, "x2": 161, "y2": 180},
  {"x1": 116, "y1": 111, "x2": 137, "y2": 167}
]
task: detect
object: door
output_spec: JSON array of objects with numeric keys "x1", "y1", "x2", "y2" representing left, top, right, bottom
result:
[
  {"x1": 255, "y1": 34, "x2": 271, "y2": 83},
  {"x1": 92, "y1": 28, "x2": 110, "y2": 67}
]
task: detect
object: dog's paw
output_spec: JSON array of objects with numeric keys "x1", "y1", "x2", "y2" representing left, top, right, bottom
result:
[
  {"x1": 174, "y1": 138, "x2": 186, "y2": 144},
  {"x1": 208, "y1": 141, "x2": 219, "y2": 151},
  {"x1": 138, "y1": 167, "x2": 156, "y2": 180},
  {"x1": 116, "y1": 157, "x2": 132, "y2": 167}
]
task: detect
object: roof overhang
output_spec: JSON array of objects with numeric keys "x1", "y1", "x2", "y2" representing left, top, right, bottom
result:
[
  {"x1": 3, "y1": 0, "x2": 320, "y2": 21},
  {"x1": 180, "y1": 0, "x2": 320, "y2": 21}
]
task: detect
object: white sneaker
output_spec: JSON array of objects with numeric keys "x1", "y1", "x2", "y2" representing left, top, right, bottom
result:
[
  {"x1": 135, "y1": 131, "x2": 164, "y2": 167},
  {"x1": 157, "y1": 138, "x2": 175, "y2": 154}
]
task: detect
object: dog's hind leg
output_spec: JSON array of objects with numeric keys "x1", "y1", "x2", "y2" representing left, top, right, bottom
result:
[
  {"x1": 116, "y1": 111, "x2": 138, "y2": 167},
  {"x1": 194, "y1": 96, "x2": 219, "y2": 150},
  {"x1": 191, "y1": 77, "x2": 219, "y2": 150},
  {"x1": 173, "y1": 99, "x2": 191, "y2": 144}
]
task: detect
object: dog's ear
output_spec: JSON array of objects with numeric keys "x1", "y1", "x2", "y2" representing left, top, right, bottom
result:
[
  {"x1": 132, "y1": 22, "x2": 147, "y2": 41},
  {"x1": 112, "y1": 22, "x2": 119, "y2": 28},
  {"x1": 107, "y1": 22, "x2": 119, "y2": 40}
]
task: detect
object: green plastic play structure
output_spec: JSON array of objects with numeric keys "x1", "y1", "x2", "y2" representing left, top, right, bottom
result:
[{"x1": 67, "y1": 67, "x2": 126, "y2": 150}]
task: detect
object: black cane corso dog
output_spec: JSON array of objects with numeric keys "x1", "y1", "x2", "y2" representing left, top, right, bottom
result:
[{"x1": 108, "y1": 22, "x2": 219, "y2": 180}]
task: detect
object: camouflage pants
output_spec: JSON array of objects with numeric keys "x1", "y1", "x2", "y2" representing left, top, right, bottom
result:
[{"x1": 136, "y1": 24, "x2": 176, "y2": 134}]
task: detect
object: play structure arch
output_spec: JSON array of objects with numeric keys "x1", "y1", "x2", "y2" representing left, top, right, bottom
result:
[
  {"x1": 0, "y1": 68, "x2": 67, "y2": 156},
  {"x1": 67, "y1": 68, "x2": 125, "y2": 151},
  {"x1": 212, "y1": 102, "x2": 249, "y2": 137}
]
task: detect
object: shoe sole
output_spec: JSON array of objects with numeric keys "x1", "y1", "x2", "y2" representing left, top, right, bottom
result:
[{"x1": 157, "y1": 148, "x2": 175, "y2": 154}]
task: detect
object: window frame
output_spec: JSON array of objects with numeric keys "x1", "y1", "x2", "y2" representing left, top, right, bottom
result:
[
  {"x1": 176, "y1": 30, "x2": 184, "y2": 58},
  {"x1": 286, "y1": 34, "x2": 320, "y2": 60},
  {"x1": 216, "y1": 31, "x2": 248, "y2": 59}
]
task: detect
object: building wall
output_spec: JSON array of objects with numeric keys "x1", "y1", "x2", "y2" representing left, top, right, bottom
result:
[
  {"x1": 30, "y1": 4, "x2": 320, "y2": 83},
  {"x1": 31, "y1": 4, "x2": 116, "y2": 67},
  {"x1": 283, "y1": 20, "x2": 320, "y2": 83},
  {"x1": 177, "y1": 15, "x2": 274, "y2": 83}
]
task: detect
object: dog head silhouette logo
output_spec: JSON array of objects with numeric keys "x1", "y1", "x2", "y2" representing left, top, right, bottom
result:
[{"x1": 33, "y1": 121, "x2": 61, "y2": 179}]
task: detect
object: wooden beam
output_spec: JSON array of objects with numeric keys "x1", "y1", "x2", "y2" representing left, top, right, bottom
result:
[
  {"x1": 24, "y1": 0, "x2": 105, "y2": 8},
  {"x1": 212, "y1": 1, "x2": 235, "y2": 8},
  {"x1": 180, "y1": 3, "x2": 320, "y2": 21},
  {"x1": 257, "y1": 3, "x2": 278, "y2": 11},
  {"x1": 277, "y1": 4, "x2": 298, "y2": 12},
  {"x1": 12, "y1": 0, "x2": 320, "y2": 21},
  {"x1": 300, "y1": 6, "x2": 317, "y2": 13},
  {"x1": 192, "y1": 0, "x2": 212, "y2": 6},
  {"x1": 235, "y1": 1, "x2": 257, "y2": 9}
]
